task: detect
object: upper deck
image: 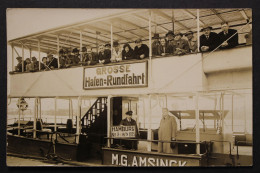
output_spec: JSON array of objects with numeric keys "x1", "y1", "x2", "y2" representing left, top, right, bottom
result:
[{"x1": 7, "y1": 9, "x2": 252, "y2": 98}]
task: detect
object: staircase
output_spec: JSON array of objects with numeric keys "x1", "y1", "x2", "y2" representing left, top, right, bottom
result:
[{"x1": 81, "y1": 97, "x2": 107, "y2": 134}]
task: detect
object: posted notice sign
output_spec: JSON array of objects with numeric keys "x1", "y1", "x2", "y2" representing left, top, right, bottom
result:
[
  {"x1": 111, "y1": 126, "x2": 136, "y2": 138},
  {"x1": 83, "y1": 61, "x2": 148, "y2": 89}
]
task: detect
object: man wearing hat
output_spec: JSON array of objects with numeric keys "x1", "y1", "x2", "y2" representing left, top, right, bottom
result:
[
  {"x1": 47, "y1": 53, "x2": 58, "y2": 69},
  {"x1": 119, "y1": 110, "x2": 139, "y2": 150},
  {"x1": 185, "y1": 31, "x2": 198, "y2": 53},
  {"x1": 133, "y1": 38, "x2": 149, "y2": 59},
  {"x1": 111, "y1": 41, "x2": 122, "y2": 62},
  {"x1": 15, "y1": 56, "x2": 26, "y2": 72},
  {"x1": 158, "y1": 108, "x2": 177, "y2": 154},
  {"x1": 200, "y1": 25, "x2": 220, "y2": 52},
  {"x1": 218, "y1": 22, "x2": 238, "y2": 49},
  {"x1": 165, "y1": 31, "x2": 174, "y2": 54},
  {"x1": 71, "y1": 48, "x2": 80, "y2": 65},
  {"x1": 171, "y1": 31, "x2": 189, "y2": 55},
  {"x1": 152, "y1": 33, "x2": 162, "y2": 56}
]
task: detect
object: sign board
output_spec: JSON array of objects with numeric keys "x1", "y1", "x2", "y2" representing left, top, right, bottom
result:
[
  {"x1": 111, "y1": 126, "x2": 136, "y2": 138},
  {"x1": 102, "y1": 148, "x2": 204, "y2": 166},
  {"x1": 83, "y1": 61, "x2": 148, "y2": 89}
]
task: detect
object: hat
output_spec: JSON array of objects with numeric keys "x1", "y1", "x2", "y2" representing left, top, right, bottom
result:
[
  {"x1": 201, "y1": 25, "x2": 213, "y2": 32},
  {"x1": 113, "y1": 41, "x2": 119, "y2": 47},
  {"x1": 165, "y1": 31, "x2": 174, "y2": 37},
  {"x1": 32, "y1": 56, "x2": 37, "y2": 61},
  {"x1": 174, "y1": 31, "x2": 183, "y2": 37},
  {"x1": 152, "y1": 33, "x2": 160, "y2": 39},
  {"x1": 59, "y1": 49, "x2": 65, "y2": 54},
  {"x1": 135, "y1": 38, "x2": 142, "y2": 43},
  {"x1": 126, "y1": 111, "x2": 133, "y2": 116},
  {"x1": 16, "y1": 56, "x2": 22, "y2": 60},
  {"x1": 81, "y1": 47, "x2": 87, "y2": 52},
  {"x1": 72, "y1": 48, "x2": 79, "y2": 53},
  {"x1": 105, "y1": 43, "x2": 111, "y2": 47},
  {"x1": 185, "y1": 31, "x2": 193, "y2": 36}
]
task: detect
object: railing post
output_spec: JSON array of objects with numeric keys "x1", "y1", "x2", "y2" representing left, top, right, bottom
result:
[
  {"x1": 107, "y1": 95, "x2": 112, "y2": 147},
  {"x1": 33, "y1": 98, "x2": 37, "y2": 138},
  {"x1": 147, "y1": 94, "x2": 152, "y2": 151},
  {"x1": 195, "y1": 92, "x2": 200, "y2": 154},
  {"x1": 18, "y1": 98, "x2": 21, "y2": 136},
  {"x1": 76, "y1": 96, "x2": 82, "y2": 144},
  {"x1": 54, "y1": 97, "x2": 57, "y2": 140}
]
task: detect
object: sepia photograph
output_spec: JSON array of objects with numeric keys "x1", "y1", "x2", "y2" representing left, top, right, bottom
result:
[{"x1": 6, "y1": 8, "x2": 252, "y2": 167}]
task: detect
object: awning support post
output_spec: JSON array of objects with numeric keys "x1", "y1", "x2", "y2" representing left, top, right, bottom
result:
[
  {"x1": 197, "y1": 9, "x2": 200, "y2": 53},
  {"x1": 38, "y1": 40, "x2": 41, "y2": 71},
  {"x1": 80, "y1": 31, "x2": 83, "y2": 63},
  {"x1": 195, "y1": 92, "x2": 200, "y2": 154},
  {"x1": 22, "y1": 44, "x2": 24, "y2": 72},
  {"x1": 57, "y1": 36, "x2": 60, "y2": 69},
  {"x1": 110, "y1": 24, "x2": 113, "y2": 55},
  {"x1": 149, "y1": 10, "x2": 152, "y2": 88},
  {"x1": 107, "y1": 95, "x2": 112, "y2": 148},
  {"x1": 11, "y1": 44, "x2": 15, "y2": 71}
]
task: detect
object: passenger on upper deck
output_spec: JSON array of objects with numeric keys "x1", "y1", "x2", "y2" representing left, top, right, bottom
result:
[
  {"x1": 159, "y1": 38, "x2": 170, "y2": 56},
  {"x1": 40, "y1": 57, "x2": 48, "y2": 70},
  {"x1": 25, "y1": 58, "x2": 32, "y2": 72},
  {"x1": 30, "y1": 57, "x2": 40, "y2": 72},
  {"x1": 47, "y1": 53, "x2": 58, "y2": 69},
  {"x1": 165, "y1": 31, "x2": 174, "y2": 54},
  {"x1": 71, "y1": 48, "x2": 80, "y2": 65},
  {"x1": 98, "y1": 45, "x2": 111, "y2": 64},
  {"x1": 152, "y1": 33, "x2": 161, "y2": 56},
  {"x1": 172, "y1": 31, "x2": 189, "y2": 55},
  {"x1": 15, "y1": 56, "x2": 25, "y2": 72},
  {"x1": 185, "y1": 31, "x2": 198, "y2": 53},
  {"x1": 122, "y1": 43, "x2": 134, "y2": 60},
  {"x1": 111, "y1": 41, "x2": 122, "y2": 62},
  {"x1": 200, "y1": 25, "x2": 219, "y2": 52},
  {"x1": 82, "y1": 47, "x2": 98, "y2": 65},
  {"x1": 218, "y1": 22, "x2": 238, "y2": 49},
  {"x1": 59, "y1": 49, "x2": 66, "y2": 68},
  {"x1": 133, "y1": 38, "x2": 149, "y2": 59},
  {"x1": 105, "y1": 43, "x2": 111, "y2": 51}
]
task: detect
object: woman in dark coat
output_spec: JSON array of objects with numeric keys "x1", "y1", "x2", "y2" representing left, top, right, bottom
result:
[{"x1": 122, "y1": 43, "x2": 134, "y2": 60}]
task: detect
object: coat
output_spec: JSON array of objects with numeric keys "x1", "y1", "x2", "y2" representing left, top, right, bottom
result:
[
  {"x1": 152, "y1": 40, "x2": 161, "y2": 56},
  {"x1": 200, "y1": 32, "x2": 220, "y2": 52},
  {"x1": 218, "y1": 29, "x2": 238, "y2": 49},
  {"x1": 48, "y1": 57, "x2": 58, "y2": 69},
  {"x1": 158, "y1": 115, "x2": 177, "y2": 153},
  {"x1": 98, "y1": 49, "x2": 111, "y2": 64},
  {"x1": 187, "y1": 36, "x2": 198, "y2": 53},
  {"x1": 82, "y1": 52, "x2": 98, "y2": 65},
  {"x1": 111, "y1": 48, "x2": 122, "y2": 62},
  {"x1": 133, "y1": 44, "x2": 149, "y2": 59},
  {"x1": 122, "y1": 49, "x2": 134, "y2": 60},
  {"x1": 171, "y1": 38, "x2": 190, "y2": 55}
]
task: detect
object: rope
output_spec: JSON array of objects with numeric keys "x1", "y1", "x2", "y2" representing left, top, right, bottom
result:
[{"x1": 153, "y1": 20, "x2": 251, "y2": 93}]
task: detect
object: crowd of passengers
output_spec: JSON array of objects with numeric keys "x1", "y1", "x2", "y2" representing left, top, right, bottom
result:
[{"x1": 15, "y1": 22, "x2": 239, "y2": 72}]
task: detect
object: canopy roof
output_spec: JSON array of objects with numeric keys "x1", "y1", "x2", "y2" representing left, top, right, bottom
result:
[{"x1": 8, "y1": 8, "x2": 252, "y2": 53}]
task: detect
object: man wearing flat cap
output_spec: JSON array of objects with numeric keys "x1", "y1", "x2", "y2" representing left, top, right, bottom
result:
[
  {"x1": 47, "y1": 53, "x2": 58, "y2": 69},
  {"x1": 171, "y1": 31, "x2": 189, "y2": 55},
  {"x1": 120, "y1": 110, "x2": 139, "y2": 150},
  {"x1": 133, "y1": 38, "x2": 149, "y2": 59},
  {"x1": 15, "y1": 56, "x2": 26, "y2": 72},
  {"x1": 185, "y1": 31, "x2": 198, "y2": 53},
  {"x1": 200, "y1": 25, "x2": 220, "y2": 52}
]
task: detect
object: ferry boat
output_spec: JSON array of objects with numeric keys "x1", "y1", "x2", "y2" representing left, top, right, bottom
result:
[{"x1": 7, "y1": 8, "x2": 252, "y2": 166}]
